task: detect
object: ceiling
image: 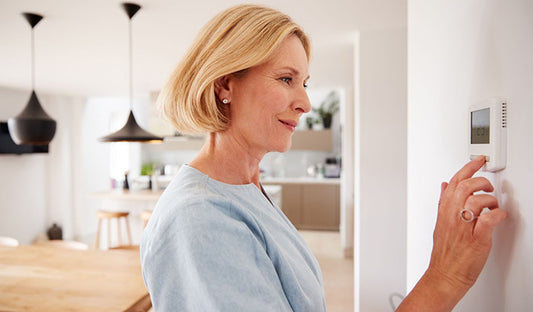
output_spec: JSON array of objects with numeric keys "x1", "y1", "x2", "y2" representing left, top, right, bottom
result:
[{"x1": 0, "y1": 0, "x2": 405, "y2": 97}]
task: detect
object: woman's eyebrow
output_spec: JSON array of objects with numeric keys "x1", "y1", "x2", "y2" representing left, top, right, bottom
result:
[{"x1": 276, "y1": 66, "x2": 310, "y2": 80}]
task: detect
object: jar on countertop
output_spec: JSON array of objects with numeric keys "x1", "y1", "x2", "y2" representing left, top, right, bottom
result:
[{"x1": 47, "y1": 223, "x2": 63, "y2": 240}]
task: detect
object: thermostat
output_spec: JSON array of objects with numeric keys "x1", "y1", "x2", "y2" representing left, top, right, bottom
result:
[{"x1": 468, "y1": 99, "x2": 508, "y2": 172}]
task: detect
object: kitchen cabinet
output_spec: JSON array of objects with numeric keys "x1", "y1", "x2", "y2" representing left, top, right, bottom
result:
[
  {"x1": 262, "y1": 181, "x2": 340, "y2": 230},
  {"x1": 301, "y1": 184, "x2": 340, "y2": 230},
  {"x1": 290, "y1": 129, "x2": 332, "y2": 151},
  {"x1": 279, "y1": 184, "x2": 303, "y2": 226}
]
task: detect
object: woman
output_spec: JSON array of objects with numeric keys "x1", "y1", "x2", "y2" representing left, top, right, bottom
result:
[{"x1": 140, "y1": 4, "x2": 507, "y2": 311}]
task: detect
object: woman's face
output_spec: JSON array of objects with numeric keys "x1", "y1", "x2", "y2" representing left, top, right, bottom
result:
[{"x1": 223, "y1": 35, "x2": 311, "y2": 155}]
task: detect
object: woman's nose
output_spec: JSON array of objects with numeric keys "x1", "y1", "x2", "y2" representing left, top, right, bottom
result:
[{"x1": 294, "y1": 88, "x2": 312, "y2": 114}]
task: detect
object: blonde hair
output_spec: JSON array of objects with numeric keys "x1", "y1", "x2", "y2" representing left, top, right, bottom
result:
[{"x1": 158, "y1": 4, "x2": 310, "y2": 134}]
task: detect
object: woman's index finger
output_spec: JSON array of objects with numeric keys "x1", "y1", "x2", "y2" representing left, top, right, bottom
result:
[{"x1": 448, "y1": 155, "x2": 486, "y2": 186}]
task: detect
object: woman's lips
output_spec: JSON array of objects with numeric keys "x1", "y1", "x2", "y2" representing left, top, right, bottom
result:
[{"x1": 279, "y1": 119, "x2": 298, "y2": 132}]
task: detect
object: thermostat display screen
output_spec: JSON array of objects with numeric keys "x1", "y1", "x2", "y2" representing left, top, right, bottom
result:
[{"x1": 471, "y1": 108, "x2": 490, "y2": 144}]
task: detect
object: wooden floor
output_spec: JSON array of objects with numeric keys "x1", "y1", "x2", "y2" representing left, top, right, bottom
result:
[{"x1": 299, "y1": 230, "x2": 354, "y2": 312}]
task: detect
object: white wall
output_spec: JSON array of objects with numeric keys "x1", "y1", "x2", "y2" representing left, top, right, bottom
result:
[
  {"x1": 0, "y1": 88, "x2": 47, "y2": 243},
  {"x1": 0, "y1": 87, "x2": 84, "y2": 243},
  {"x1": 44, "y1": 93, "x2": 85, "y2": 240},
  {"x1": 355, "y1": 26, "x2": 408, "y2": 311},
  {"x1": 311, "y1": 41, "x2": 356, "y2": 257},
  {"x1": 408, "y1": 0, "x2": 533, "y2": 310}
]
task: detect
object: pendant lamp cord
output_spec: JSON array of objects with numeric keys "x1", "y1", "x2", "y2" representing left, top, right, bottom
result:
[
  {"x1": 31, "y1": 26, "x2": 35, "y2": 90},
  {"x1": 128, "y1": 17, "x2": 133, "y2": 111}
]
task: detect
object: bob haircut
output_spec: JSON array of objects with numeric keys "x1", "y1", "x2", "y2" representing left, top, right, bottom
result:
[{"x1": 158, "y1": 4, "x2": 311, "y2": 134}]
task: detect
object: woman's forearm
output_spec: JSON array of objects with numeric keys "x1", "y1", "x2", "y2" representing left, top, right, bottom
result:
[{"x1": 396, "y1": 268, "x2": 469, "y2": 312}]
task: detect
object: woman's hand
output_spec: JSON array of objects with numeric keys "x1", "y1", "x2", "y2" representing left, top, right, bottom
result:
[
  {"x1": 428, "y1": 155, "x2": 507, "y2": 291},
  {"x1": 397, "y1": 156, "x2": 508, "y2": 311}
]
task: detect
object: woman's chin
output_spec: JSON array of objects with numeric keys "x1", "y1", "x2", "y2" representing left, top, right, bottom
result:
[{"x1": 274, "y1": 140, "x2": 292, "y2": 153}]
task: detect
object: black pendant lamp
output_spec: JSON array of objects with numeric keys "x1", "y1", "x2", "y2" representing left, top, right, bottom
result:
[
  {"x1": 8, "y1": 13, "x2": 57, "y2": 146},
  {"x1": 100, "y1": 3, "x2": 162, "y2": 143}
]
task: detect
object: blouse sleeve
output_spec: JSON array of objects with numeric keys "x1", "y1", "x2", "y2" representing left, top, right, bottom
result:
[{"x1": 140, "y1": 197, "x2": 293, "y2": 312}]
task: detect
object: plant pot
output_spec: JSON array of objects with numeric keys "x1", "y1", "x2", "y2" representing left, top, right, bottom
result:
[
  {"x1": 306, "y1": 117, "x2": 314, "y2": 130},
  {"x1": 322, "y1": 115, "x2": 332, "y2": 129}
]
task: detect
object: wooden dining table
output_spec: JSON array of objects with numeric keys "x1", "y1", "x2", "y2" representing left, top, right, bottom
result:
[{"x1": 0, "y1": 245, "x2": 150, "y2": 312}]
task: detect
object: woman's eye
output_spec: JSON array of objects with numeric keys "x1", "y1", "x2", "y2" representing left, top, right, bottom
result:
[{"x1": 280, "y1": 77, "x2": 292, "y2": 84}]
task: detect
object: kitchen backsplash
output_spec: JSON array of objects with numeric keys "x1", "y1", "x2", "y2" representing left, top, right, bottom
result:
[{"x1": 139, "y1": 148, "x2": 337, "y2": 179}]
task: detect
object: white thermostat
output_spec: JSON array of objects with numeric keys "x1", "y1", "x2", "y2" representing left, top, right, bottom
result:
[{"x1": 468, "y1": 99, "x2": 508, "y2": 172}]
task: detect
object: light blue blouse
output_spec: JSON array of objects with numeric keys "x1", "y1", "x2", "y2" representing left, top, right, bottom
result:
[{"x1": 140, "y1": 165, "x2": 326, "y2": 311}]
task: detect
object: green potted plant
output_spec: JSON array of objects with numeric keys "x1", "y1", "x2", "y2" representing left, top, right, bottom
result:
[
  {"x1": 140, "y1": 163, "x2": 156, "y2": 189},
  {"x1": 140, "y1": 163, "x2": 155, "y2": 176},
  {"x1": 313, "y1": 91, "x2": 339, "y2": 129}
]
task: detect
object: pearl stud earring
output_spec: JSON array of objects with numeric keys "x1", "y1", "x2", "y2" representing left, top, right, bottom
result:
[{"x1": 222, "y1": 98, "x2": 229, "y2": 104}]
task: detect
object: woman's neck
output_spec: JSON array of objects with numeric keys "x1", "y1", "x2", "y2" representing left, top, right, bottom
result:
[{"x1": 189, "y1": 132, "x2": 264, "y2": 188}]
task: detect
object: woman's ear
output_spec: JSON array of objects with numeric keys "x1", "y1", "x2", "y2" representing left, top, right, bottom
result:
[{"x1": 214, "y1": 75, "x2": 231, "y2": 102}]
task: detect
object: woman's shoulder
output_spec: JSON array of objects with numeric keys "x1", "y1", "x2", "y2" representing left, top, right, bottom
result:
[
  {"x1": 153, "y1": 165, "x2": 260, "y2": 229},
  {"x1": 141, "y1": 170, "x2": 267, "y2": 258},
  {"x1": 141, "y1": 176, "x2": 235, "y2": 251},
  {"x1": 159, "y1": 165, "x2": 220, "y2": 200},
  {"x1": 144, "y1": 165, "x2": 266, "y2": 243},
  {"x1": 157, "y1": 189, "x2": 230, "y2": 221}
]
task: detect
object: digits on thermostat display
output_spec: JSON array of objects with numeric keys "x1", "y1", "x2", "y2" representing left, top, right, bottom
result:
[{"x1": 471, "y1": 108, "x2": 490, "y2": 144}]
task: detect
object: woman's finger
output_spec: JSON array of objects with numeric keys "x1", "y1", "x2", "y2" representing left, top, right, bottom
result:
[
  {"x1": 441, "y1": 182, "x2": 448, "y2": 193},
  {"x1": 463, "y1": 194, "x2": 499, "y2": 217},
  {"x1": 456, "y1": 177, "x2": 494, "y2": 196},
  {"x1": 452, "y1": 177, "x2": 494, "y2": 207},
  {"x1": 438, "y1": 182, "x2": 448, "y2": 207},
  {"x1": 448, "y1": 156, "x2": 486, "y2": 186},
  {"x1": 473, "y1": 208, "x2": 508, "y2": 245}
]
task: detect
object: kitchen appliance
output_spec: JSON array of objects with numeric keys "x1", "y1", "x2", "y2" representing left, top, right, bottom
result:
[{"x1": 324, "y1": 157, "x2": 341, "y2": 178}]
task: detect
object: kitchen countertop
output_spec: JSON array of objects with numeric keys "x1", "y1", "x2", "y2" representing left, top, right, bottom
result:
[
  {"x1": 260, "y1": 177, "x2": 341, "y2": 185},
  {"x1": 89, "y1": 189, "x2": 163, "y2": 201},
  {"x1": 90, "y1": 177, "x2": 339, "y2": 201}
]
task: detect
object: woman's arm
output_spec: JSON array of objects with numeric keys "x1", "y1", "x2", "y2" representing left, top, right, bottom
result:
[{"x1": 397, "y1": 156, "x2": 508, "y2": 311}]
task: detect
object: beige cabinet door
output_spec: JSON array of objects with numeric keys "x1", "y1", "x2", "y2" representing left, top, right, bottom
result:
[
  {"x1": 279, "y1": 184, "x2": 303, "y2": 228},
  {"x1": 274, "y1": 183, "x2": 340, "y2": 230},
  {"x1": 301, "y1": 185, "x2": 340, "y2": 230}
]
